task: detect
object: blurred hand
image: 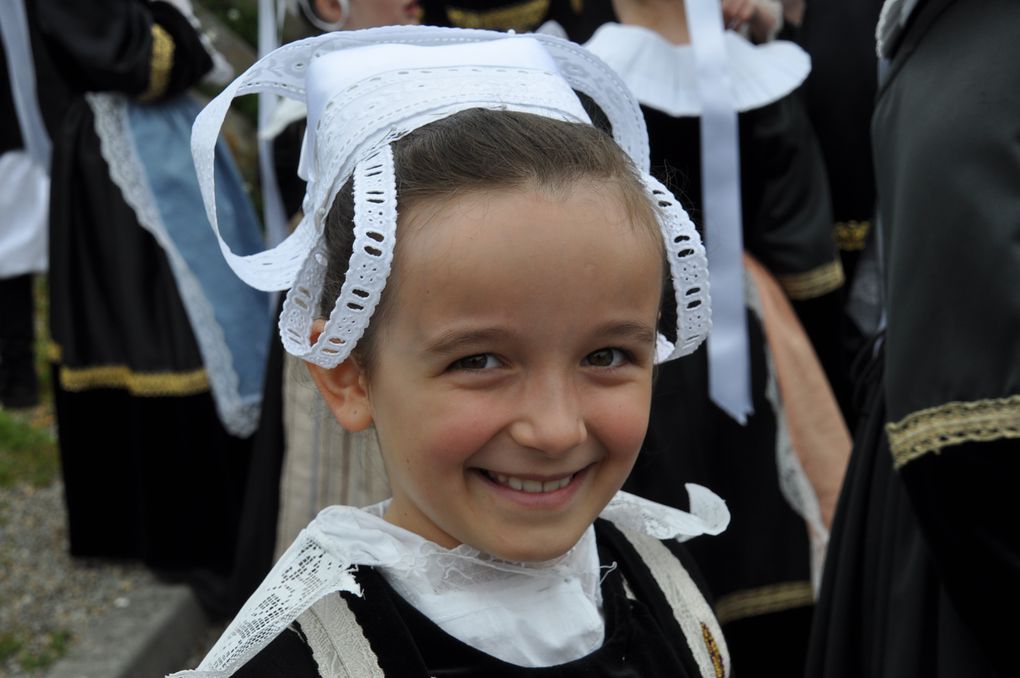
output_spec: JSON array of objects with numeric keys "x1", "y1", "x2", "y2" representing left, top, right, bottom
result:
[{"x1": 721, "y1": 0, "x2": 782, "y2": 42}]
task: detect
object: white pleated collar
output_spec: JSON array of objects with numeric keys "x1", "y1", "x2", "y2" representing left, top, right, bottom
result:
[
  {"x1": 177, "y1": 486, "x2": 728, "y2": 676},
  {"x1": 584, "y1": 22, "x2": 810, "y2": 116}
]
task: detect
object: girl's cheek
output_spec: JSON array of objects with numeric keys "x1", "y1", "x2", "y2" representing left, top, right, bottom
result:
[{"x1": 592, "y1": 387, "x2": 652, "y2": 452}]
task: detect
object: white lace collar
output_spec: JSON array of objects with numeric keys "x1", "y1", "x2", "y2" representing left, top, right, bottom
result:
[
  {"x1": 172, "y1": 486, "x2": 728, "y2": 676},
  {"x1": 584, "y1": 22, "x2": 810, "y2": 116}
]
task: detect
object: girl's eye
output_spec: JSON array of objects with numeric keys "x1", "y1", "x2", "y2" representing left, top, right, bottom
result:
[
  {"x1": 450, "y1": 353, "x2": 501, "y2": 370},
  {"x1": 584, "y1": 348, "x2": 628, "y2": 368}
]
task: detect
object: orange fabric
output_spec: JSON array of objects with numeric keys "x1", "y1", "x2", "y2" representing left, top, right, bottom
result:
[{"x1": 744, "y1": 254, "x2": 850, "y2": 528}]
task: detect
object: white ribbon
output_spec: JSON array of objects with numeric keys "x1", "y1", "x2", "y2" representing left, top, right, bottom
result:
[
  {"x1": 0, "y1": 0, "x2": 51, "y2": 170},
  {"x1": 258, "y1": 0, "x2": 289, "y2": 250},
  {"x1": 686, "y1": 0, "x2": 753, "y2": 423}
]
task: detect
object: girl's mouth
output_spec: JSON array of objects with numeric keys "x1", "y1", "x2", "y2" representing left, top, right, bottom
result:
[{"x1": 482, "y1": 470, "x2": 576, "y2": 494}]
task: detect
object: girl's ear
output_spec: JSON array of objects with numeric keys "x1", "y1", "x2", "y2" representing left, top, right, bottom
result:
[{"x1": 305, "y1": 321, "x2": 373, "y2": 432}]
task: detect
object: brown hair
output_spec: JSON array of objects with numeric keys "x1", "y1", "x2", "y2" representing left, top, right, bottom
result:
[{"x1": 320, "y1": 108, "x2": 662, "y2": 371}]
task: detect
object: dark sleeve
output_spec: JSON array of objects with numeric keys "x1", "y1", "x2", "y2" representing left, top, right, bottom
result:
[
  {"x1": 873, "y1": 1, "x2": 1020, "y2": 672},
  {"x1": 739, "y1": 95, "x2": 847, "y2": 402},
  {"x1": 740, "y1": 94, "x2": 842, "y2": 300},
  {"x1": 233, "y1": 623, "x2": 322, "y2": 677},
  {"x1": 35, "y1": 0, "x2": 210, "y2": 100}
]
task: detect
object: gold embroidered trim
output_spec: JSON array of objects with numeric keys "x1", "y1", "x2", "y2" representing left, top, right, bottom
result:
[
  {"x1": 48, "y1": 341, "x2": 62, "y2": 363},
  {"x1": 59, "y1": 364, "x2": 209, "y2": 397},
  {"x1": 834, "y1": 220, "x2": 871, "y2": 252},
  {"x1": 140, "y1": 24, "x2": 175, "y2": 102},
  {"x1": 776, "y1": 259, "x2": 845, "y2": 300},
  {"x1": 886, "y1": 395, "x2": 1020, "y2": 468},
  {"x1": 701, "y1": 623, "x2": 726, "y2": 678},
  {"x1": 715, "y1": 581, "x2": 814, "y2": 624},
  {"x1": 445, "y1": 0, "x2": 550, "y2": 31}
]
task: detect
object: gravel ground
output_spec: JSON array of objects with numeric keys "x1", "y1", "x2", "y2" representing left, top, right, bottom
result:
[{"x1": 0, "y1": 480, "x2": 157, "y2": 677}]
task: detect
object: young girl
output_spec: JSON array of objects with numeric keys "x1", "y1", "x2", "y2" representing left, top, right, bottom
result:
[{"x1": 176, "y1": 26, "x2": 730, "y2": 677}]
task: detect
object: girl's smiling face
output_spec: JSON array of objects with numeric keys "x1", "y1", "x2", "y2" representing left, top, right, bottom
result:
[{"x1": 320, "y1": 180, "x2": 663, "y2": 562}]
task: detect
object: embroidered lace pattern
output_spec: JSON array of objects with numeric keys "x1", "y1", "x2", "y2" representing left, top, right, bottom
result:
[
  {"x1": 776, "y1": 259, "x2": 845, "y2": 300},
  {"x1": 643, "y1": 174, "x2": 712, "y2": 360},
  {"x1": 184, "y1": 530, "x2": 363, "y2": 676},
  {"x1": 619, "y1": 528, "x2": 730, "y2": 678},
  {"x1": 191, "y1": 28, "x2": 650, "y2": 294},
  {"x1": 280, "y1": 146, "x2": 398, "y2": 366},
  {"x1": 886, "y1": 394, "x2": 1020, "y2": 468},
  {"x1": 87, "y1": 94, "x2": 259, "y2": 436},
  {"x1": 190, "y1": 29, "x2": 715, "y2": 369},
  {"x1": 141, "y1": 24, "x2": 174, "y2": 102}
]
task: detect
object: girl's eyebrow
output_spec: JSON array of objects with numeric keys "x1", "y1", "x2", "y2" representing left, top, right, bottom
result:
[
  {"x1": 423, "y1": 327, "x2": 518, "y2": 357},
  {"x1": 423, "y1": 321, "x2": 656, "y2": 357},
  {"x1": 593, "y1": 320, "x2": 657, "y2": 346}
]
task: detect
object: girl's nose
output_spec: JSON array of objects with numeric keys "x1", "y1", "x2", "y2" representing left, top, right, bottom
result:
[{"x1": 509, "y1": 379, "x2": 588, "y2": 455}]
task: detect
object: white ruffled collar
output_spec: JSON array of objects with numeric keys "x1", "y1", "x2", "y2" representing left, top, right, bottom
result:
[
  {"x1": 175, "y1": 486, "x2": 729, "y2": 675},
  {"x1": 584, "y1": 22, "x2": 810, "y2": 116}
]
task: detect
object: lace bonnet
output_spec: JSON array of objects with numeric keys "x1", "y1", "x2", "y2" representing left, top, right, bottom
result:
[{"x1": 191, "y1": 25, "x2": 711, "y2": 366}]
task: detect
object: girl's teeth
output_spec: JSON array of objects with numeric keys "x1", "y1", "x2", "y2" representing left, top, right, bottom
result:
[{"x1": 488, "y1": 472, "x2": 572, "y2": 493}]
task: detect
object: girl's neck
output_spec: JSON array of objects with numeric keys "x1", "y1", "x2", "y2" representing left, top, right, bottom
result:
[{"x1": 611, "y1": 0, "x2": 690, "y2": 45}]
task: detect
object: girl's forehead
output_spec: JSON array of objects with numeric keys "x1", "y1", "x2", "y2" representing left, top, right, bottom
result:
[
  {"x1": 398, "y1": 180, "x2": 658, "y2": 254},
  {"x1": 388, "y1": 184, "x2": 663, "y2": 314}
]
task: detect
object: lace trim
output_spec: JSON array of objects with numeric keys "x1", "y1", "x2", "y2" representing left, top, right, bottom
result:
[
  {"x1": 714, "y1": 581, "x2": 814, "y2": 624},
  {"x1": 58, "y1": 364, "x2": 209, "y2": 397},
  {"x1": 141, "y1": 24, "x2": 174, "y2": 102},
  {"x1": 298, "y1": 594, "x2": 385, "y2": 678},
  {"x1": 886, "y1": 395, "x2": 1020, "y2": 468},
  {"x1": 776, "y1": 259, "x2": 845, "y2": 300},
  {"x1": 619, "y1": 528, "x2": 730, "y2": 678},
  {"x1": 445, "y1": 0, "x2": 550, "y2": 31},
  {"x1": 834, "y1": 220, "x2": 871, "y2": 252},
  {"x1": 87, "y1": 94, "x2": 259, "y2": 437}
]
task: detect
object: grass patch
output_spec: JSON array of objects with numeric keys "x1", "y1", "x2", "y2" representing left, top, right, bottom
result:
[
  {"x1": 13, "y1": 629, "x2": 72, "y2": 671},
  {"x1": 0, "y1": 274, "x2": 59, "y2": 489},
  {"x1": 0, "y1": 632, "x2": 23, "y2": 663},
  {"x1": 0, "y1": 409, "x2": 58, "y2": 488}
]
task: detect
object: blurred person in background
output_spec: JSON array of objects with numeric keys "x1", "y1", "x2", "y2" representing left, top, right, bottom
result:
[
  {"x1": 33, "y1": 0, "x2": 272, "y2": 612},
  {"x1": 586, "y1": 0, "x2": 850, "y2": 673},
  {"x1": 806, "y1": 1, "x2": 1020, "y2": 676}
]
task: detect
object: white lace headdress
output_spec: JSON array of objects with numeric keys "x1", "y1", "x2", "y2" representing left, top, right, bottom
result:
[{"x1": 191, "y1": 25, "x2": 711, "y2": 367}]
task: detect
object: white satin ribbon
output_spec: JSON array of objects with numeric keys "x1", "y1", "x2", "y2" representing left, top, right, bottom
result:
[
  {"x1": 258, "y1": 0, "x2": 289, "y2": 249},
  {"x1": 686, "y1": 0, "x2": 753, "y2": 423},
  {"x1": 0, "y1": 0, "x2": 51, "y2": 170}
]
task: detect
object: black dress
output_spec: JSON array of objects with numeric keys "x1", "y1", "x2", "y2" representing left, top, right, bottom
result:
[
  {"x1": 235, "y1": 520, "x2": 724, "y2": 677},
  {"x1": 626, "y1": 95, "x2": 840, "y2": 678},
  {"x1": 805, "y1": 1, "x2": 1020, "y2": 676},
  {"x1": 798, "y1": 0, "x2": 884, "y2": 280},
  {"x1": 36, "y1": 0, "x2": 251, "y2": 576}
]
